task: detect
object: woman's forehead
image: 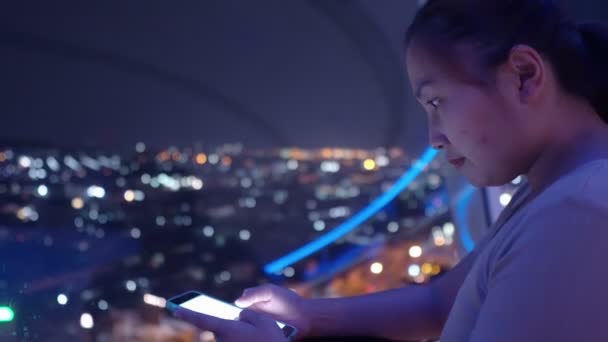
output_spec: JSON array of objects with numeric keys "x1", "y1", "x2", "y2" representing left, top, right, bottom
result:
[{"x1": 406, "y1": 42, "x2": 491, "y2": 91}]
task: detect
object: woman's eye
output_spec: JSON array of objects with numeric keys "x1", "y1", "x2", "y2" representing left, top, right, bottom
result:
[{"x1": 427, "y1": 98, "x2": 440, "y2": 109}]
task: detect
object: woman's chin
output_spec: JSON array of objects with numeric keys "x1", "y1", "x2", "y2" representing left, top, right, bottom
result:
[{"x1": 466, "y1": 171, "x2": 516, "y2": 188}]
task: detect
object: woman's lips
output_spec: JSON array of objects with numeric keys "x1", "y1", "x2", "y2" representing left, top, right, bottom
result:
[{"x1": 449, "y1": 157, "x2": 466, "y2": 168}]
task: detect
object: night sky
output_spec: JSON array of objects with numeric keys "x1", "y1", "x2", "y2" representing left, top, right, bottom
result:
[
  {"x1": 1, "y1": 1, "x2": 607, "y2": 153},
  {"x1": 0, "y1": 0, "x2": 427, "y2": 153}
]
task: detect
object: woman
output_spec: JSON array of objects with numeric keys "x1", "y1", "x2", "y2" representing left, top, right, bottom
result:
[{"x1": 175, "y1": 0, "x2": 608, "y2": 340}]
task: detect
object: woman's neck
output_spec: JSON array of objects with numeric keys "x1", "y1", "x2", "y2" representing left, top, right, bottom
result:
[{"x1": 525, "y1": 124, "x2": 608, "y2": 197}]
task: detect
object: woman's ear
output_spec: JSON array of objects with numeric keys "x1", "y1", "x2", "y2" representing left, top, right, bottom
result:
[{"x1": 507, "y1": 45, "x2": 546, "y2": 103}]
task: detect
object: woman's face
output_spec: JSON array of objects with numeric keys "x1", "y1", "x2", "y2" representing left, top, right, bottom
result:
[{"x1": 406, "y1": 44, "x2": 535, "y2": 187}]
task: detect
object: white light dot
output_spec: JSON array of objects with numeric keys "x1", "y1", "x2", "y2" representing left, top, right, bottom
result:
[
  {"x1": 203, "y1": 226, "x2": 215, "y2": 237},
  {"x1": 27, "y1": 169, "x2": 37, "y2": 180},
  {"x1": 286, "y1": 159, "x2": 299, "y2": 170},
  {"x1": 443, "y1": 222, "x2": 455, "y2": 236},
  {"x1": 115, "y1": 177, "x2": 126, "y2": 188},
  {"x1": 135, "y1": 142, "x2": 146, "y2": 153},
  {"x1": 57, "y1": 294, "x2": 68, "y2": 305},
  {"x1": 283, "y1": 267, "x2": 295, "y2": 278},
  {"x1": 428, "y1": 174, "x2": 441, "y2": 189},
  {"x1": 387, "y1": 221, "x2": 399, "y2": 233},
  {"x1": 80, "y1": 313, "x2": 94, "y2": 329},
  {"x1": 86, "y1": 185, "x2": 105, "y2": 199},
  {"x1": 17, "y1": 206, "x2": 33, "y2": 221},
  {"x1": 143, "y1": 293, "x2": 167, "y2": 308},
  {"x1": 201, "y1": 331, "x2": 215, "y2": 341},
  {"x1": 370, "y1": 262, "x2": 384, "y2": 274},
  {"x1": 37, "y1": 184, "x2": 49, "y2": 197},
  {"x1": 192, "y1": 178, "x2": 203, "y2": 190},
  {"x1": 409, "y1": 245, "x2": 423, "y2": 258},
  {"x1": 320, "y1": 161, "x2": 340, "y2": 173},
  {"x1": 239, "y1": 229, "x2": 251, "y2": 241},
  {"x1": 134, "y1": 190, "x2": 145, "y2": 201},
  {"x1": 408, "y1": 264, "x2": 421, "y2": 277},
  {"x1": 141, "y1": 173, "x2": 151, "y2": 184},
  {"x1": 34, "y1": 158, "x2": 44, "y2": 168},
  {"x1": 219, "y1": 271, "x2": 231, "y2": 282},
  {"x1": 240, "y1": 178, "x2": 252, "y2": 188},
  {"x1": 208, "y1": 154, "x2": 220, "y2": 164},
  {"x1": 499, "y1": 193, "x2": 512, "y2": 207},
  {"x1": 511, "y1": 175, "x2": 523, "y2": 185},
  {"x1": 243, "y1": 198, "x2": 256, "y2": 208},
  {"x1": 151, "y1": 253, "x2": 165, "y2": 268},
  {"x1": 18, "y1": 156, "x2": 32, "y2": 168},
  {"x1": 375, "y1": 155, "x2": 390, "y2": 167},
  {"x1": 97, "y1": 300, "x2": 108, "y2": 311},
  {"x1": 124, "y1": 190, "x2": 135, "y2": 202},
  {"x1": 130, "y1": 227, "x2": 141, "y2": 239},
  {"x1": 125, "y1": 280, "x2": 137, "y2": 292},
  {"x1": 156, "y1": 216, "x2": 166, "y2": 226},
  {"x1": 274, "y1": 191, "x2": 288, "y2": 204},
  {"x1": 313, "y1": 220, "x2": 326, "y2": 232},
  {"x1": 329, "y1": 206, "x2": 349, "y2": 218},
  {"x1": 37, "y1": 169, "x2": 47, "y2": 179}
]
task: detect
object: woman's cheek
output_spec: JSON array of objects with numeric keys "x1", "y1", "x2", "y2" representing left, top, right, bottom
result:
[{"x1": 479, "y1": 135, "x2": 489, "y2": 145}]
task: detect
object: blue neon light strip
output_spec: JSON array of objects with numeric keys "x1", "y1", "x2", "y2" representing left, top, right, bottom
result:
[
  {"x1": 264, "y1": 147, "x2": 440, "y2": 275},
  {"x1": 455, "y1": 184, "x2": 477, "y2": 253}
]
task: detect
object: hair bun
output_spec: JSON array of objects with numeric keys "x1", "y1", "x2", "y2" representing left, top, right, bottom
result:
[{"x1": 575, "y1": 22, "x2": 608, "y2": 122}]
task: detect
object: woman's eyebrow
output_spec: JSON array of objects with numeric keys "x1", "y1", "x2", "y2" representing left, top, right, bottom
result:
[{"x1": 415, "y1": 78, "x2": 434, "y2": 99}]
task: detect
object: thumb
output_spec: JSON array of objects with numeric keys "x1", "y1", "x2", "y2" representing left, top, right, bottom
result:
[
  {"x1": 235, "y1": 286, "x2": 275, "y2": 308},
  {"x1": 248, "y1": 301, "x2": 272, "y2": 313},
  {"x1": 239, "y1": 309, "x2": 276, "y2": 329}
]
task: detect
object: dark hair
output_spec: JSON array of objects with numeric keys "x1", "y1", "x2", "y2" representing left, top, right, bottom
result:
[{"x1": 405, "y1": 0, "x2": 608, "y2": 124}]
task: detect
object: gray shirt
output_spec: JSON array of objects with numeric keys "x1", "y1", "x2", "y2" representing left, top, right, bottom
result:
[{"x1": 440, "y1": 159, "x2": 608, "y2": 342}]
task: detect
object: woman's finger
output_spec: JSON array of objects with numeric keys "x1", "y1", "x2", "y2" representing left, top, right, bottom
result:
[
  {"x1": 239, "y1": 309, "x2": 275, "y2": 328},
  {"x1": 235, "y1": 285, "x2": 276, "y2": 308}
]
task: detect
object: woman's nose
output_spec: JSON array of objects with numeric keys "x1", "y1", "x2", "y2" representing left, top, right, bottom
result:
[{"x1": 429, "y1": 125, "x2": 447, "y2": 150}]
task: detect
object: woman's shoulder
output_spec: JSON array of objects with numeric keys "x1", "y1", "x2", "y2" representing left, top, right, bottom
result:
[
  {"x1": 575, "y1": 159, "x2": 608, "y2": 210},
  {"x1": 530, "y1": 158, "x2": 608, "y2": 212},
  {"x1": 470, "y1": 165, "x2": 608, "y2": 342},
  {"x1": 487, "y1": 159, "x2": 608, "y2": 264}
]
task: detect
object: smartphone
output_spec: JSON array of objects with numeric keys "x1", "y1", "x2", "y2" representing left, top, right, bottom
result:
[{"x1": 167, "y1": 291, "x2": 297, "y2": 339}]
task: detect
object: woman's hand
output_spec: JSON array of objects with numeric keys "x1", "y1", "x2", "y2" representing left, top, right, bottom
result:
[
  {"x1": 174, "y1": 307, "x2": 288, "y2": 342},
  {"x1": 235, "y1": 284, "x2": 312, "y2": 338}
]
